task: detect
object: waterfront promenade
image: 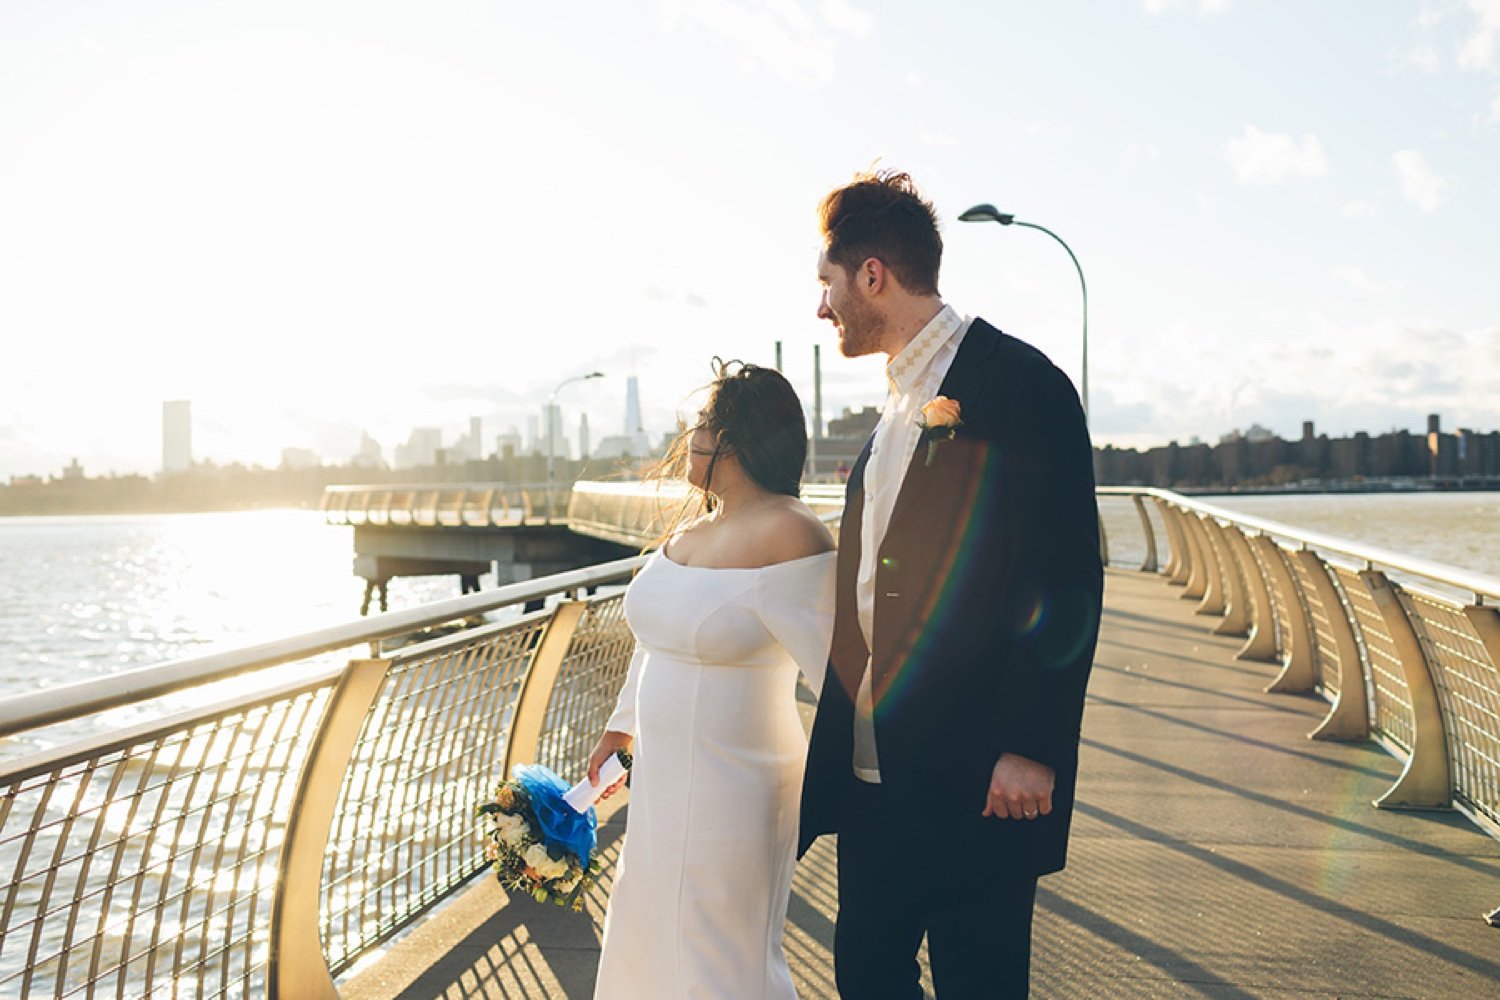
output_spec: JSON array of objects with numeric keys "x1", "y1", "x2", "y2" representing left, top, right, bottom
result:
[{"x1": 341, "y1": 567, "x2": 1500, "y2": 999}]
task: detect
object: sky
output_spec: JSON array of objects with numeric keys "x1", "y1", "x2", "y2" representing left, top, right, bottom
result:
[{"x1": 2, "y1": 0, "x2": 1497, "y2": 479}]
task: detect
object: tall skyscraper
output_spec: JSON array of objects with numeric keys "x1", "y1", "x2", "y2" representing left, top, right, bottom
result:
[
  {"x1": 579, "y1": 412, "x2": 591, "y2": 460},
  {"x1": 162, "y1": 400, "x2": 192, "y2": 473},
  {"x1": 469, "y1": 416, "x2": 484, "y2": 461},
  {"x1": 624, "y1": 376, "x2": 650, "y2": 455},
  {"x1": 625, "y1": 377, "x2": 643, "y2": 436}
]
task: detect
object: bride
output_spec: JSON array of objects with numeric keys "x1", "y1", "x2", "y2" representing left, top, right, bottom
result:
[{"x1": 586, "y1": 360, "x2": 836, "y2": 999}]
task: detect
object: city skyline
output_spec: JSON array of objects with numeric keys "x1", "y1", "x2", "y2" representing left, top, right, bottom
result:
[{"x1": 2, "y1": 2, "x2": 1497, "y2": 480}]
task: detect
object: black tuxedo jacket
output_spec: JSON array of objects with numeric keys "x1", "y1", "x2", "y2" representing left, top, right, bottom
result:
[{"x1": 798, "y1": 318, "x2": 1103, "y2": 877}]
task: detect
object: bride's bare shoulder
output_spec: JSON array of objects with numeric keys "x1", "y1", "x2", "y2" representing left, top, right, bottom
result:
[{"x1": 755, "y1": 499, "x2": 835, "y2": 564}]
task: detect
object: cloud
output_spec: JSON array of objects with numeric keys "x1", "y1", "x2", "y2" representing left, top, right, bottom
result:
[
  {"x1": 1458, "y1": 0, "x2": 1500, "y2": 70},
  {"x1": 820, "y1": 0, "x2": 873, "y2": 39},
  {"x1": 1330, "y1": 266, "x2": 1397, "y2": 295},
  {"x1": 1491, "y1": 92, "x2": 1500, "y2": 122},
  {"x1": 1408, "y1": 43, "x2": 1442, "y2": 72},
  {"x1": 1143, "y1": 0, "x2": 1231, "y2": 13},
  {"x1": 1122, "y1": 142, "x2": 1161, "y2": 169},
  {"x1": 1220, "y1": 125, "x2": 1329, "y2": 183},
  {"x1": 1341, "y1": 200, "x2": 1379, "y2": 218},
  {"x1": 919, "y1": 129, "x2": 959, "y2": 147},
  {"x1": 1393, "y1": 149, "x2": 1447, "y2": 211},
  {"x1": 656, "y1": 0, "x2": 849, "y2": 87}
]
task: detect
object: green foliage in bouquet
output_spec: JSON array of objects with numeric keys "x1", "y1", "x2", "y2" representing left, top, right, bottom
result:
[{"x1": 475, "y1": 756, "x2": 629, "y2": 912}]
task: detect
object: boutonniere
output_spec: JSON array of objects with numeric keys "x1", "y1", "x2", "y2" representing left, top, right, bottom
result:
[{"x1": 916, "y1": 396, "x2": 963, "y2": 467}]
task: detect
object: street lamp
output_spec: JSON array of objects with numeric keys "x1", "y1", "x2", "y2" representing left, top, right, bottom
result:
[
  {"x1": 546, "y1": 371, "x2": 605, "y2": 520},
  {"x1": 958, "y1": 204, "x2": 1089, "y2": 422}
]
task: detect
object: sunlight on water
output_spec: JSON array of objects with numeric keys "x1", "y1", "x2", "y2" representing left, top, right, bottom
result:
[{"x1": 0, "y1": 510, "x2": 471, "y2": 699}]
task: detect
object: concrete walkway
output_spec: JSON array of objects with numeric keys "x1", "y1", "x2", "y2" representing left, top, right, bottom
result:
[{"x1": 342, "y1": 568, "x2": 1500, "y2": 999}]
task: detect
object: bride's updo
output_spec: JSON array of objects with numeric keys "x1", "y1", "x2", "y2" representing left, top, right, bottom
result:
[
  {"x1": 694, "y1": 359, "x2": 807, "y2": 498},
  {"x1": 645, "y1": 359, "x2": 809, "y2": 548}
]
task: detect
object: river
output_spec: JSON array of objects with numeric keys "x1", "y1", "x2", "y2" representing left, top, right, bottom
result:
[{"x1": 3, "y1": 493, "x2": 1497, "y2": 706}]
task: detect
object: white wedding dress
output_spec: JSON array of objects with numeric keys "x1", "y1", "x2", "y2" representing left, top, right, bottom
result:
[{"x1": 594, "y1": 547, "x2": 836, "y2": 1000}]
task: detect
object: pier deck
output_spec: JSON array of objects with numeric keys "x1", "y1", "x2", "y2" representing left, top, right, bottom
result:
[{"x1": 342, "y1": 568, "x2": 1500, "y2": 999}]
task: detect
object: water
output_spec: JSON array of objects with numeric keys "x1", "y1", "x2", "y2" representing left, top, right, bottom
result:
[
  {"x1": 3, "y1": 494, "x2": 1495, "y2": 706},
  {"x1": 1097, "y1": 491, "x2": 1500, "y2": 583},
  {"x1": 0, "y1": 510, "x2": 467, "y2": 700}
]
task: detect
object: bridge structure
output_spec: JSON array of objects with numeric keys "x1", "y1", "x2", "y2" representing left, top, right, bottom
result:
[
  {"x1": 1, "y1": 485, "x2": 1498, "y2": 997},
  {"x1": 319, "y1": 482, "x2": 847, "y2": 613}
]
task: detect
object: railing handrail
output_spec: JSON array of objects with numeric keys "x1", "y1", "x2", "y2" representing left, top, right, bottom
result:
[
  {"x1": 0, "y1": 554, "x2": 645, "y2": 743},
  {"x1": 321, "y1": 481, "x2": 559, "y2": 495},
  {"x1": 1098, "y1": 486, "x2": 1500, "y2": 602}
]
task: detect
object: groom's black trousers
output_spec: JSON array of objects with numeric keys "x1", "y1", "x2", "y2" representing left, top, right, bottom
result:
[{"x1": 834, "y1": 780, "x2": 1038, "y2": 999}]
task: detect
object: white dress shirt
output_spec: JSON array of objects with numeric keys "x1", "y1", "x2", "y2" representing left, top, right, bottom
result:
[{"x1": 852, "y1": 304, "x2": 970, "y2": 782}]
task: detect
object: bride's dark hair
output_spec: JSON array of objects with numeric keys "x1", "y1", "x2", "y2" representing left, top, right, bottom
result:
[{"x1": 647, "y1": 359, "x2": 809, "y2": 545}]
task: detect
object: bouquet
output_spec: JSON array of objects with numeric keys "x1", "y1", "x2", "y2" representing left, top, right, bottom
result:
[{"x1": 476, "y1": 751, "x2": 632, "y2": 911}]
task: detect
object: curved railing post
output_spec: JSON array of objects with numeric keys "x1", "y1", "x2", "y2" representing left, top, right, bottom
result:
[
  {"x1": 1202, "y1": 519, "x2": 1249, "y2": 636},
  {"x1": 1190, "y1": 516, "x2": 1228, "y2": 616},
  {"x1": 1181, "y1": 512, "x2": 1211, "y2": 600},
  {"x1": 1131, "y1": 495, "x2": 1159, "y2": 573},
  {"x1": 1363, "y1": 571, "x2": 1451, "y2": 810},
  {"x1": 1225, "y1": 526, "x2": 1277, "y2": 661},
  {"x1": 503, "y1": 601, "x2": 589, "y2": 774},
  {"x1": 269, "y1": 658, "x2": 391, "y2": 1000},
  {"x1": 1251, "y1": 535, "x2": 1317, "y2": 693},
  {"x1": 1154, "y1": 499, "x2": 1190, "y2": 585},
  {"x1": 1296, "y1": 551, "x2": 1370, "y2": 742}
]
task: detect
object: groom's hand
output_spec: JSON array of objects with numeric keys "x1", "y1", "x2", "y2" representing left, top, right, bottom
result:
[{"x1": 981, "y1": 753, "x2": 1054, "y2": 821}]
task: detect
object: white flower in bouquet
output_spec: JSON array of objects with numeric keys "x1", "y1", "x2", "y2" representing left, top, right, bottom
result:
[
  {"x1": 493, "y1": 812, "x2": 530, "y2": 846},
  {"x1": 524, "y1": 843, "x2": 569, "y2": 881},
  {"x1": 554, "y1": 869, "x2": 583, "y2": 895}
]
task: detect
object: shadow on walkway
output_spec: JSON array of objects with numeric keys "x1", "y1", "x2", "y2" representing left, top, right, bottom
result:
[{"x1": 343, "y1": 569, "x2": 1500, "y2": 999}]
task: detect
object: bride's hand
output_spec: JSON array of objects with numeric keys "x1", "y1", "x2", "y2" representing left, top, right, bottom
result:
[{"x1": 587, "y1": 731, "x2": 635, "y2": 799}]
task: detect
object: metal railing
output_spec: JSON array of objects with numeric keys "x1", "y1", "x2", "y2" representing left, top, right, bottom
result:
[
  {"x1": 320, "y1": 482, "x2": 571, "y2": 527},
  {"x1": 567, "y1": 480, "x2": 847, "y2": 549},
  {"x1": 1097, "y1": 487, "x2": 1500, "y2": 845},
  {"x1": 7, "y1": 482, "x2": 1500, "y2": 997},
  {"x1": 0, "y1": 557, "x2": 643, "y2": 999}
]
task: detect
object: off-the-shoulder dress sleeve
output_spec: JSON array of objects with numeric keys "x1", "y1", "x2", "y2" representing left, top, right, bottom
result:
[
  {"x1": 604, "y1": 642, "x2": 648, "y2": 735},
  {"x1": 754, "y1": 554, "x2": 837, "y2": 697}
]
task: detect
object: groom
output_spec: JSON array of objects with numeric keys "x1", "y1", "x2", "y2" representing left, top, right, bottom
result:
[{"x1": 799, "y1": 170, "x2": 1103, "y2": 998}]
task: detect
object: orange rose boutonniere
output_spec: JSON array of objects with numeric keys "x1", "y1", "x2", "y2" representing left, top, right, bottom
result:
[{"x1": 917, "y1": 396, "x2": 963, "y2": 466}]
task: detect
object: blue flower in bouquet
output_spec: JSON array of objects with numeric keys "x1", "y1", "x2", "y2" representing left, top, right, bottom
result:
[
  {"x1": 477, "y1": 751, "x2": 631, "y2": 911},
  {"x1": 512, "y1": 763, "x2": 598, "y2": 868}
]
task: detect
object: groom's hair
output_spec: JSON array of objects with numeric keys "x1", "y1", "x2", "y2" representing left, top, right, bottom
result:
[{"x1": 818, "y1": 169, "x2": 942, "y2": 296}]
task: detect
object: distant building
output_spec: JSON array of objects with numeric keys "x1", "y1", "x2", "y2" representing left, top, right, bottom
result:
[
  {"x1": 579, "y1": 412, "x2": 591, "y2": 460},
  {"x1": 622, "y1": 376, "x2": 652, "y2": 456},
  {"x1": 526, "y1": 415, "x2": 541, "y2": 455},
  {"x1": 353, "y1": 432, "x2": 384, "y2": 468},
  {"x1": 394, "y1": 428, "x2": 442, "y2": 470},
  {"x1": 496, "y1": 427, "x2": 523, "y2": 460},
  {"x1": 62, "y1": 458, "x2": 84, "y2": 480},
  {"x1": 541, "y1": 403, "x2": 573, "y2": 461},
  {"x1": 162, "y1": 400, "x2": 192, "y2": 473}
]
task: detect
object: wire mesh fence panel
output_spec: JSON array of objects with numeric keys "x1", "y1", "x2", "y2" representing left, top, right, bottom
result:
[
  {"x1": 1333, "y1": 566, "x2": 1414, "y2": 753},
  {"x1": 535, "y1": 594, "x2": 637, "y2": 781},
  {"x1": 0, "y1": 676, "x2": 335, "y2": 1000},
  {"x1": 1400, "y1": 592, "x2": 1500, "y2": 829},
  {"x1": 319, "y1": 613, "x2": 552, "y2": 976}
]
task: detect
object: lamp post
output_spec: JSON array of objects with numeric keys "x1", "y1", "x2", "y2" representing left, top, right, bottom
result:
[
  {"x1": 546, "y1": 371, "x2": 605, "y2": 521},
  {"x1": 958, "y1": 204, "x2": 1088, "y2": 422}
]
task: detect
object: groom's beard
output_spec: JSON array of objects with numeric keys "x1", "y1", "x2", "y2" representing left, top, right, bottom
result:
[{"x1": 834, "y1": 298, "x2": 884, "y2": 359}]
